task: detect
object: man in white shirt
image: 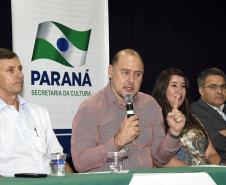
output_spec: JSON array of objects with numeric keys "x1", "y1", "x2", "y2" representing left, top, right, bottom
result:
[
  {"x1": 0, "y1": 48, "x2": 64, "y2": 176},
  {"x1": 191, "y1": 67, "x2": 226, "y2": 162}
]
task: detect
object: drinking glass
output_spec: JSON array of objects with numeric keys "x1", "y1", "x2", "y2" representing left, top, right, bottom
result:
[
  {"x1": 108, "y1": 151, "x2": 126, "y2": 173},
  {"x1": 50, "y1": 153, "x2": 67, "y2": 176}
]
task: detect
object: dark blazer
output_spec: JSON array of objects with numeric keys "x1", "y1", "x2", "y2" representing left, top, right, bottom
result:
[{"x1": 191, "y1": 98, "x2": 226, "y2": 161}]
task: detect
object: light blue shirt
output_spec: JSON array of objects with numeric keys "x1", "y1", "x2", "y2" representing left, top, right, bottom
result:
[{"x1": 0, "y1": 96, "x2": 63, "y2": 176}]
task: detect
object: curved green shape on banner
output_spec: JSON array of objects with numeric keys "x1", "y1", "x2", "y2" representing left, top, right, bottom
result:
[
  {"x1": 32, "y1": 38, "x2": 73, "y2": 68},
  {"x1": 53, "y1": 21, "x2": 91, "y2": 51}
]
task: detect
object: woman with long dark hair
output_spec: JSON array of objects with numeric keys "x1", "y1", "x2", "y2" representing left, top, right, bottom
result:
[{"x1": 152, "y1": 68, "x2": 220, "y2": 166}]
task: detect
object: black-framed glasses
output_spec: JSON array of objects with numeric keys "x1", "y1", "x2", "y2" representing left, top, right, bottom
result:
[{"x1": 202, "y1": 84, "x2": 226, "y2": 91}]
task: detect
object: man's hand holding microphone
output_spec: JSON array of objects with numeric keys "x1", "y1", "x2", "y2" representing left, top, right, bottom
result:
[{"x1": 114, "y1": 94, "x2": 140, "y2": 150}]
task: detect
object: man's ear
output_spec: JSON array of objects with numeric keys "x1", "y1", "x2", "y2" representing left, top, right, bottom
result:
[
  {"x1": 108, "y1": 65, "x2": 113, "y2": 79},
  {"x1": 199, "y1": 87, "x2": 204, "y2": 96}
]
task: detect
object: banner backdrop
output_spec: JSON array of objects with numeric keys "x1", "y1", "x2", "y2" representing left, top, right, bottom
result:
[{"x1": 11, "y1": 0, "x2": 109, "y2": 132}]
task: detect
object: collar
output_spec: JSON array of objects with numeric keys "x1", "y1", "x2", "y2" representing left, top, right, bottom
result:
[
  {"x1": 105, "y1": 83, "x2": 119, "y2": 105},
  {"x1": 105, "y1": 82, "x2": 139, "y2": 106},
  {"x1": 0, "y1": 95, "x2": 26, "y2": 110},
  {"x1": 207, "y1": 102, "x2": 224, "y2": 112}
]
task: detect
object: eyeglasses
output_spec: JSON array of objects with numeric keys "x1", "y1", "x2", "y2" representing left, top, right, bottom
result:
[{"x1": 202, "y1": 84, "x2": 226, "y2": 91}]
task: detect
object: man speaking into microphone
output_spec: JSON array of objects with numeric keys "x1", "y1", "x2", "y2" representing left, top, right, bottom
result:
[{"x1": 71, "y1": 49, "x2": 185, "y2": 172}]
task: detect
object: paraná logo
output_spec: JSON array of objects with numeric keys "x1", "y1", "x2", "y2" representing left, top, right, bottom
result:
[{"x1": 32, "y1": 21, "x2": 91, "y2": 67}]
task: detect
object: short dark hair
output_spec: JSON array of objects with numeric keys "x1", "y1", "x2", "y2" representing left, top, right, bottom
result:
[
  {"x1": 111, "y1": 48, "x2": 143, "y2": 66},
  {"x1": 0, "y1": 48, "x2": 18, "y2": 60},
  {"x1": 197, "y1": 68, "x2": 226, "y2": 87}
]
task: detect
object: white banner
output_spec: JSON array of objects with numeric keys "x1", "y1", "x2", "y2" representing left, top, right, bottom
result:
[{"x1": 11, "y1": 0, "x2": 109, "y2": 129}]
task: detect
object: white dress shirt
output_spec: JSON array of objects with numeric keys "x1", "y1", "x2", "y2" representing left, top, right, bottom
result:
[
  {"x1": 208, "y1": 104, "x2": 226, "y2": 121},
  {"x1": 0, "y1": 96, "x2": 63, "y2": 176}
]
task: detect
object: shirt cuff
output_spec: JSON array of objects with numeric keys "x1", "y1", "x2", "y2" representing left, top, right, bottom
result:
[{"x1": 99, "y1": 137, "x2": 118, "y2": 155}]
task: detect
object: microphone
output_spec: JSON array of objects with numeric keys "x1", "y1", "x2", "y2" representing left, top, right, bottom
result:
[{"x1": 125, "y1": 94, "x2": 134, "y2": 118}]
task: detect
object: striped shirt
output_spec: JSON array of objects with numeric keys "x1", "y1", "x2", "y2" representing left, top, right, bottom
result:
[{"x1": 71, "y1": 84, "x2": 181, "y2": 172}]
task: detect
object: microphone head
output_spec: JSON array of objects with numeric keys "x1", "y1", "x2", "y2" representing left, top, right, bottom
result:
[
  {"x1": 125, "y1": 94, "x2": 134, "y2": 117},
  {"x1": 125, "y1": 94, "x2": 133, "y2": 104}
]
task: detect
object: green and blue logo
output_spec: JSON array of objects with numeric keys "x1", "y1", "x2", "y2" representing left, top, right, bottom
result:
[{"x1": 32, "y1": 21, "x2": 91, "y2": 67}]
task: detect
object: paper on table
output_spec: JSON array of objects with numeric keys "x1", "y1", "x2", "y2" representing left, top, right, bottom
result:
[{"x1": 129, "y1": 172, "x2": 217, "y2": 185}]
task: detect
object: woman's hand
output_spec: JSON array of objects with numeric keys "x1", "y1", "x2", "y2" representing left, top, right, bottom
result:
[{"x1": 167, "y1": 94, "x2": 186, "y2": 136}]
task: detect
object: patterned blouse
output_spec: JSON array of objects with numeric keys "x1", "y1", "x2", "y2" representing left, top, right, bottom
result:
[{"x1": 175, "y1": 127, "x2": 208, "y2": 165}]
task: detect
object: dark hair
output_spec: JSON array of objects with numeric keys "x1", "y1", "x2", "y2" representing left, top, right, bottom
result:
[
  {"x1": 0, "y1": 48, "x2": 18, "y2": 60},
  {"x1": 197, "y1": 68, "x2": 226, "y2": 87},
  {"x1": 111, "y1": 48, "x2": 144, "y2": 66},
  {"x1": 152, "y1": 68, "x2": 207, "y2": 136}
]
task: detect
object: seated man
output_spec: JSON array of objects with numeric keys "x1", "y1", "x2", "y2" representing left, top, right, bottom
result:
[
  {"x1": 0, "y1": 48, "x2": 69, "y2": 176},
  {"x1": 191, "y1": 68, "x2": 226, "y2": 162},
  {"x1": 71, "y1": 48, "x2": 185, "y2": 172}
]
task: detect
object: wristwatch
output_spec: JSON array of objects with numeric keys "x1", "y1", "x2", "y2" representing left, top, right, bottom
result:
[{"x1": 168, "y1": 130, "x2": 181, "y2": 139}]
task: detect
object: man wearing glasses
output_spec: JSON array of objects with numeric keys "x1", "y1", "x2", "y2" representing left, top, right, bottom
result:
[{"x1": 191, "y1": 68, "x2": 226, "y2": 163}]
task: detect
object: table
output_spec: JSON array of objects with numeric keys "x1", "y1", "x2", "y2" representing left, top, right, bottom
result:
[{"x1": 0, "y1": 166, "x2": 226, "y2": 185}]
